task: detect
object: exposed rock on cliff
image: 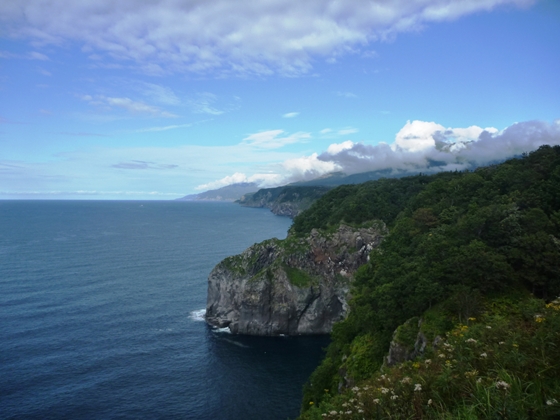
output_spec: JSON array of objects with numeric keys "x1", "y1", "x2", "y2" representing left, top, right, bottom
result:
[
  {"x1": 206, "y1": 222, "x2": 386, "y2": 335},
  {"x1": 238, "y1": 186, "x2": 331, "y2": 218}
]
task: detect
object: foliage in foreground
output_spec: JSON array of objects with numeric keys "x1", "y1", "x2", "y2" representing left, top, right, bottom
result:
[
  {"x1": 294, "y1": 146, "x2": 560, "y2": 418},
  {"x1": 300, "y1": 296, "x2": 560, "y2": 419}
]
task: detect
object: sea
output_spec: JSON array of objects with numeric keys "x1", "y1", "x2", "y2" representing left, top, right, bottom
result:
[{"x1": 0, "y1": 200, "x2": 330, "y2": 420}]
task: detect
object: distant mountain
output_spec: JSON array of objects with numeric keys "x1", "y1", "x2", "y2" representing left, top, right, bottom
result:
[
  {"x1": 177, "y1": 182, "x2": 259, "y2": 202},
  {"x1": 291, "y1": 169, "x2": 397, "y2": 187}
]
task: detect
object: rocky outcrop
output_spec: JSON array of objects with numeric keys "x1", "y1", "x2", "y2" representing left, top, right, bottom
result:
[
  {"x1": 238, "y1": 186, "x2": 331, "y2": 218},
  {"x1": 206, "y1": 222, "x2": 386, "y2": 335},
  {"x1": 385, "y1": 318, "x2": 443, "y2": 367}
]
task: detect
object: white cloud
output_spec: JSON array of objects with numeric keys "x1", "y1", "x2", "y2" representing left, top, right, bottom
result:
[
  {"x1": 0, "y1": 0, "x2": 535, "y2": 76},
  {"x1": 394, "y1": 120, "x2": 497, "y2": 152},
  {"x1": 195, "y1": 172, "x2": 283, "y2": 191},
  {"x1": 242, "y1": 129, "x2": 311, "y2": 149},
  {"x1": 335, "y1": 91, "x2": 357, "y2": 98},
  {"x1": 135, "y1": 123, "x2": 192, "y2": 133},
  {"x1": 188, "y1": 92, "x2": 224, "y2": 115},
  {"x1": 197, "y1": 118, "x2": 560, "y2": 193},
  {"x1": 320, "y1": 119, "x2": 560, "y2": 175},
  {"x1": 338, "y1": 127, "x2": 359, "y2": 135},
  {"x1": 137, "y1": 82, "x2": 181, "y2": 106},
  {"x1": 281, "y1": 153, "x2": 340, "y2": 181},
  {"x1": 282, "y1": 112, "x2": 299, "y2": 118},
  {"x1": 327, "y1": 140, "x2": 354, "y2": 155},
  {"x1": 82, "y1": 94, "x2": 178, "y2": 117}
]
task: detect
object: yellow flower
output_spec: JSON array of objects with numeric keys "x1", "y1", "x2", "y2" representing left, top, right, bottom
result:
[
  {"x1": 468, "y1": 317, "x2": 476, "y2": 321},
  {"x1": 412, "y1": 362, "x2": 421, "y2": 369},
  {"x1": 309, "y1": 401, "x2": 314, "y2": 405}
]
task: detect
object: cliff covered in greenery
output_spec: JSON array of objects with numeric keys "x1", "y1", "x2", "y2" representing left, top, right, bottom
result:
[
  {"x1": 238, "y1": 185, "x2": 332, "y2": 218},
  {"x1": 295, "y1": 145, "x2": 560, "y2": 418}
]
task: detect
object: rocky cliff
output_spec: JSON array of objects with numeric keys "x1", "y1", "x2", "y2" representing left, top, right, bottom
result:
[
  {"x1": 206, "y1": 222, "x2": 386, "y2": 335},
  {"x1": 238, "y1": 185, "x2": 331, "y2": 218}
]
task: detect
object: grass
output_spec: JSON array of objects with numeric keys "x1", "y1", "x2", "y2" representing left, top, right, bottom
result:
[
  {"x1": 299, "y1": 295, "x2": 560, "y2": 419},
  {"x1": 284, "y1": 264, "x2": 317, "y2": 287}
]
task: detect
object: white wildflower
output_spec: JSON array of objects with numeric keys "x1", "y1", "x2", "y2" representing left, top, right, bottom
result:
[
  {"x1": 546, "y1": 399, "x2": 558, "y2": 406},
  {"x1": 391, "y1": 395, "x2": 398, "y2": 400},
  {"x1": 401, "y1": 377, "x2": 411, "y2": 384},
  {"x1": 414, "y1": 384, "x2": 422, "y2": 392},
  {"x1": 480, "y1": 352, "x2": 487, "y2": 358},
  {"x1": 381, "y1": 387, "x2": 389, "y2": 394},
  {"x1": 496, "y1": 380, "x2": 510, "y2": 390},
  {"x1": 465, "y1": 338, "x2": 477, "y2": 343},
  {"x1": 428, "y1": 399, "x2": 433, "y2": 405}
]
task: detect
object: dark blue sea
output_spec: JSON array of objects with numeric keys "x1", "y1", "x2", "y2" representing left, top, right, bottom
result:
[{"x1": 0, "y1": 201, "x2": 329, "y2": 420}]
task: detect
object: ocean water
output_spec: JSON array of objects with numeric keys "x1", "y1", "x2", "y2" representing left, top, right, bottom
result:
[{"x1": 0, "y1": 201, "x2": 329, "y2": 420}]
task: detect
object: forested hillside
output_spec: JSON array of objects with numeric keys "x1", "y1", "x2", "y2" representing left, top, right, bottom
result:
[{"x1": 296, "y1": 145, "x2": 560, "y2": 419}]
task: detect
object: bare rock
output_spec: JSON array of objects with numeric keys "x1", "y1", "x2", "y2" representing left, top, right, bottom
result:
[{"x1": 205, "y1": 222, "x2": 386, "y2": 335}]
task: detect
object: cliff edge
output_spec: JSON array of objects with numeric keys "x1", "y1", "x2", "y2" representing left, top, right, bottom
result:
[{"x1": 205, "y1": 222, "x2": 386, "y2": 335}]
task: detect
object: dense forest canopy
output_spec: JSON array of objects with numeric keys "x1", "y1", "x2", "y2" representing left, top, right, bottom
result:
[{"x1": 296, "y1": 145, "x2": 560, "y2": 419}]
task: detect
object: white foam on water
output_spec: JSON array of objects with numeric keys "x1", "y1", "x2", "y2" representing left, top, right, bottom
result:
[
  {"x1": 212, "y1": 326, "x2": 231, "y2": 334},
  {"x1": 189, "y1": 309, "x2": 206, "y2": 321}
]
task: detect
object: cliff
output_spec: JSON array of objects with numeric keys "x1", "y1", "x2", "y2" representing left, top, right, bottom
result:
[
  {"x1": 238, "y1": 185, "x2": 331, "y2": 218},
  {"x1": 205, "y1": 222, "x2": 386, "y2": 335}
]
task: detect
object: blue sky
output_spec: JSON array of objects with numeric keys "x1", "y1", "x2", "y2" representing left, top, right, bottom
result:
[{"x1": 1, "y1": 0, "x2": 559, "y2": 199}]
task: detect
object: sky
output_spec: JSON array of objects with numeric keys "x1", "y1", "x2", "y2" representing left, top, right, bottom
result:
[{"x1": 1, "y1": 0, "x2": 559, "y2": 200}]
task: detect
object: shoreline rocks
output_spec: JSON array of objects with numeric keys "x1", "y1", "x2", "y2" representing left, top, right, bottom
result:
[{"x1": 205, "y1": 222, "x2": 386, "y2": 336}]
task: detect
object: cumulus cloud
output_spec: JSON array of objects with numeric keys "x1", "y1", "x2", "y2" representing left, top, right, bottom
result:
[
  {"x1": 0, "y1": 0, "x2": 535, "y2": 76},
  {"x1": 327, "y1": 140, "x2": 354, "y2": 155},
  {"x1": 320, "y1": 119, "x2": 560, "y2": 175},
  {"x1": 394, "y1": 120, "x2": 498, "y2": 152},
  {"x1": 198, "y1": 119, "x2": 560, "y2": 191},
  {"x1": 242, "y1": 129, "x2": 311, "y2": 149},
  {"x1": 281, "y1": 153, "x2": 341, "y2": 183},
  {"x1": 282, "y1": 112, "x2": 299, "y2": 118},
  {"x1": 196, "y1": 172, "x2": 283, "y2": 191}
]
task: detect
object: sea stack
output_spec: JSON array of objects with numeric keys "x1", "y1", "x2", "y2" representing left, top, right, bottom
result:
[{"x1": 205, "y1": 223, "x2": 386, "y2": 335}]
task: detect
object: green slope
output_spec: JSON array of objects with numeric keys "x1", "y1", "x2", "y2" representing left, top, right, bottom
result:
[{"x1": 294, "y1": 145, "x2": 560, "y2": 419}]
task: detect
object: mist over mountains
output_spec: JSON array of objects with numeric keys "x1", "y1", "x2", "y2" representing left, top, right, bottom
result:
[
  {"x1": 195, "y1": 119, "x2": 560, "y2": 197},
  {"x1": 187, "y1": 119, "x2": 560, "y2": 202}
]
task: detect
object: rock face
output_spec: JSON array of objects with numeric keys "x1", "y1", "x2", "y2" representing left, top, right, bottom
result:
[
  {"x1": 238, "y1": 186, "x2": 331, "y2": 218},
  {"x1": 385, "y1": 318, "x2": 443, "y2": 367},
  {"x1": 206, "y1": 223, "x2": 386, "y2": 335}
]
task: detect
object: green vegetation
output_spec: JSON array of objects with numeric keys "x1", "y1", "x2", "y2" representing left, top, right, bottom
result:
[
  {"x1": 295, "y1": 145, "x2": 560, "y2": 418},
  {"x1": 300, "y1": 296, "x2": 560, "y2": 419},
  {"x1": 284, "y1": 264, "x2": 318, "y2": 287},
  {"x1": 238, "y1": 185, "x2": 332, "y2": 215}
]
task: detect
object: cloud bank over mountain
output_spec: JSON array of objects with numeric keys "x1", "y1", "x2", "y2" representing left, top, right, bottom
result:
[
  {"x1": 0, "y1": 0, "x2": 534, "y2": 76},
  {"x1": 199, "y1": 119, "x2": 560, "y2": 190}
]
